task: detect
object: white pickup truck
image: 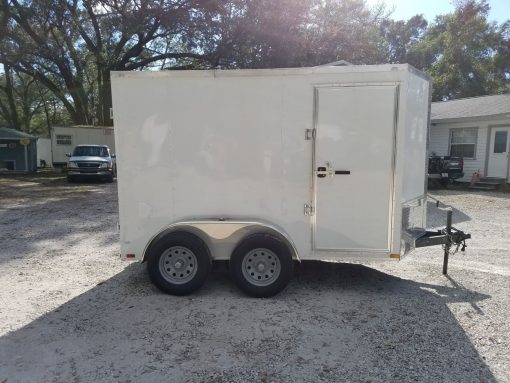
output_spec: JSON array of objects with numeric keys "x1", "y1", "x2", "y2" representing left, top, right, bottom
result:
[{"x1": 66, "y1": 144, "x2": 116, "y2": 183}]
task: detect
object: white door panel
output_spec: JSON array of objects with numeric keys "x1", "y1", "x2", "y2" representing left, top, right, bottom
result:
[
  {"x1": 313, "y1": 86, "x2": 397, "y2": 251},
  {"x1": 488, "y1": 127, "x2": 510, "y2": 178}
]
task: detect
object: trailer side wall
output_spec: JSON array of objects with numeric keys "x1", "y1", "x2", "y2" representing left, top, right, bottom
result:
[{"x1": 112, "y1": 66, "x2": 428, "y2": 261}]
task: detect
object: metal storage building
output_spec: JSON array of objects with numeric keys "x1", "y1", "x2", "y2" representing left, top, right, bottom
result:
[
  {"x1": 0, "y1": 127, "x2": 37, "y2": 173},
  {"x1": 50, "y1": 125, "x2": 115, "y2": 166},
  {"x1": 36, "y1": 137, "x2": 52, "y2": 167}
]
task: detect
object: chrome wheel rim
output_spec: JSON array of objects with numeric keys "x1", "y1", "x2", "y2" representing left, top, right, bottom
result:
[
  {"x1": 159, "y1": 246, "x2": 198, "y2": 284},
  {"x1": 241, "y1": 248, "x2": 281, "y2": 286}
]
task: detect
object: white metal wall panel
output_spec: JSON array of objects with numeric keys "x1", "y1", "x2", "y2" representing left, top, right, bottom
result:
[
  {"x1": 51, "y1": 127, "x2": 115, "y2": 164},
  {"x1": 51, "y1": 127, "x2": 74, "y2": 164},
  {"x1": 36, "y1": 138, "x2": 52, "y2": 166},
  {"x1": 401, "y1": 75, "x2": 429, "y2": 203}
]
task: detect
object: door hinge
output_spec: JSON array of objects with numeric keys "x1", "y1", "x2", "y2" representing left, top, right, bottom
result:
[
  {"x1": 304, "y1": 203, "x2": 314, "y2": 216},
  {"x1": 305, "y1": 129, "x2": 315, "y2": 140}
]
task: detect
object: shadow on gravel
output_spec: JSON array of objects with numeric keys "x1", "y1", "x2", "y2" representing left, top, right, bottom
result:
[
  {"x1": 0, "y1": 261, "x2": 495, "y2": 383},
  {"x1": 431, "y1": 188, "x2": 510, "y2": 199},
  {"x1": 0, "y1": 183, "x2": 118, "y2": 265},
  {"x1": 426, "y1": 200, "x2": 471, "y2": 227}
]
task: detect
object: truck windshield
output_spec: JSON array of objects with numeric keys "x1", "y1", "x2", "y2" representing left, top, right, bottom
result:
[{"x1": 72, "y1": 146, "x2": 108, "y2": 157}]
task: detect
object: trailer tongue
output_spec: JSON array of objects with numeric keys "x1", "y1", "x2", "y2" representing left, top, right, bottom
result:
[{"x1": 413, "y1": 197, "x2": 471, "y2": 274}]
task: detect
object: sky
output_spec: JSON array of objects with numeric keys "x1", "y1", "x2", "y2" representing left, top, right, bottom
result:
[{"x1": 365, "y1": 0, "x2": 510, "y2": 24}]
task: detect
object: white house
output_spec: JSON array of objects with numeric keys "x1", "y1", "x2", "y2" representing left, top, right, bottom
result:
[{"x1": 430, "y1": 94, "x2": 510, "y2": 183}]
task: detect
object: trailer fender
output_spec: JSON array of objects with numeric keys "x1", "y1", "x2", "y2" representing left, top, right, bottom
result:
[{"x1": 142, "y1": 219, "x2": 301, "y2": 263}]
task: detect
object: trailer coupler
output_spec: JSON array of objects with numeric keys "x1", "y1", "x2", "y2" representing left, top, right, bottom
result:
[{"x1": 414, "y1": 208, "x2": 471, "y2": 275}]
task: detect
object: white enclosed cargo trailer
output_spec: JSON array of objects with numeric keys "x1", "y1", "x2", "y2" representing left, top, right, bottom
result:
[
  {"x1": 51, "y1": 125, "x2": 115, "y2": 166},
  {"x1": 111, "y1": 65, "x2": 468, "y2": 297}
]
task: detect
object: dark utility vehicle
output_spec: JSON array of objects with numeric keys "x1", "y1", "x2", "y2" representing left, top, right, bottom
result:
[{"x1": 428, "y1": 155, "x2": 464, "y2": 187}]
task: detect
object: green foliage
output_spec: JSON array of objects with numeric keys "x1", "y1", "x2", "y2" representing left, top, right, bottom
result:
[
  {"x1": 298, "y1": 0, "x2": 389, "y2": 66},
  {"x1": 380, "y1": 15, "x2": 428, "y2": 64},
  {"x1": 407, "y1": 0, "x2": 510, "y2": 100},
  {"x1": 0, "y1": 0, "x2": 509, "y2": 128},
  {"x1": 0, "y1": 65, "x2": 71, "y2": 136}
]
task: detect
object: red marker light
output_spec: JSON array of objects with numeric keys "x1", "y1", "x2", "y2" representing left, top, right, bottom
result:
[{"x1": 126, "y1": 254, "x2": 135, "y2": 259}]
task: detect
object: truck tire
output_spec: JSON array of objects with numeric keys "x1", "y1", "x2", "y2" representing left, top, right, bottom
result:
[
  {"x1": 147, "y1": 232, "x2": 211, "y2": 295},
  {"x1": 440, "y1": 178, "x2": 449, "y2": 188},
  {"x1": 229, "y1": 234, "x2": 294, "y2": 298}
]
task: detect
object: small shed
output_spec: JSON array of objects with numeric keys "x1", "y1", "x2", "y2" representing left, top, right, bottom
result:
[
  {"x1": 0, "y1": 127, "x2": 38, "y2": 173},
  {"x1": 430, "y1": 94, "x2": 510, "y2": 183}
]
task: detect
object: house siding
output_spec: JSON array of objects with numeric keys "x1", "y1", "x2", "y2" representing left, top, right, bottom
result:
[{"x1": 430, "y1": 121, "x2": 489, "y2": 182}]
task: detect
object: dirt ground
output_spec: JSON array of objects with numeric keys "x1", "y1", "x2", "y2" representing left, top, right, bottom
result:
[{"x1": 0, "y1": 173, "x2": 509, "y2": 383}]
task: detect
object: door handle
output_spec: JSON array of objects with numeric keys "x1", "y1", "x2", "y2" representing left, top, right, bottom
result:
[{"x1": 316, "y1": 166, "x2": 351, "y2": 178}]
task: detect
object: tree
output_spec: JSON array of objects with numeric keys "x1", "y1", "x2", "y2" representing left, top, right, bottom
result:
[
  {"x1": 0, "y1": 64, "x2": 69, "y2": 135},
  {"x1": 200, "y1": 0, "x2": 393, "y2": 69},
  {"x1": 0, "y1": 0, "x2": 219, "y2": 126},
  {"x1": 407, "y1": 0, "x2": 510, "y2": 100},
  {"x1": 380, "y1": 15, "x2": 428, "y2": 64},
  {"x1": 298, "y1": 0, "x2": 390, "y2": 66}
]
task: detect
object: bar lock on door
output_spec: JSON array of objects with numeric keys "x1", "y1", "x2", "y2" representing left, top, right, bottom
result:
[{"x1": 316, "y1": 162, "x2": 351, "y2": 178}]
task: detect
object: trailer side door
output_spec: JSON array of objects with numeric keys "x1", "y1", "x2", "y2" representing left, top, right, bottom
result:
[{"x1": 313, "y1": 85, "x2": 398, "y2": 252}]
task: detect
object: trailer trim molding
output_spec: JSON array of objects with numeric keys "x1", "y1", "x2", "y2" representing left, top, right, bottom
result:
[{"x1": 141, "y1": 219, "x2": 301, "y2": 263}]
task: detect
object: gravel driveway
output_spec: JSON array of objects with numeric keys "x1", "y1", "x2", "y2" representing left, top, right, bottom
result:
[{"x1": 0, "y1": 174, "x2": 509, "y2": 383}]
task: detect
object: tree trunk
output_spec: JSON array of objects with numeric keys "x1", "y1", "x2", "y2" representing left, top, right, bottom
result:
[
  {"x1": 98, "y1": 69, "x2": 113, "y2": 126},
  {"x1": 3, "y1": 64, "x2": 21, "y2": 130}
]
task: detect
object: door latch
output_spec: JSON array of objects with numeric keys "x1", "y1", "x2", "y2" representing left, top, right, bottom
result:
[
  {"x1": 316, "y1": 161, "x2": 351, "y2": 178},
  {"x1": 304, "y1": 203, "x2": 314, "y2": 216}
]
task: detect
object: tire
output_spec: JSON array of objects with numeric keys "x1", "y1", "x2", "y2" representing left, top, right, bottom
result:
[
  {"x1": 67, "y1": 175, "x2": 75, "y2": 183},
  {"x1": 106, "y1": 173, "x2": 114, "y2": 183},
  {"x1": 229, "y1": 234, "x2": 294, "y2": 298},
  {"x1": 440, "y1": 178, "x2": 449, "y2": 188},
  {"x1": 147, "y1": 232, "x2": 212, "y2": 295}
]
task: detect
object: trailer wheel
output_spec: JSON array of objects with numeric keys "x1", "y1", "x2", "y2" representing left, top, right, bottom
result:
[
  {"x1": 147, "y1": 232, "x2": 211, "y2": 295},
  {"x1": 230, "y1": 234, "x2": 293, "y2": 297}
]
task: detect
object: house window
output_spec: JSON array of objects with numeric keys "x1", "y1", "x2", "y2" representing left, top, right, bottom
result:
[
  {"x1": 56, "y1": 134, "x2": 72, "y2": 145},
  {"x1": 449, "y1": 128, "x2": 477, "y2": 158}
]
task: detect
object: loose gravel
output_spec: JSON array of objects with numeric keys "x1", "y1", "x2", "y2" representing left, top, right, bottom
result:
[{"x1": 0, "y1": 174, "x2": 509, "y2": 383}]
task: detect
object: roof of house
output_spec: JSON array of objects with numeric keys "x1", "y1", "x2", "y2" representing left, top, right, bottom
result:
[
  {"x1": 431, "y1": 94, "x2": 510, "y2": 121},
  {"x1": 0, "y1": 127, "x2": 36, "y2": 139}
]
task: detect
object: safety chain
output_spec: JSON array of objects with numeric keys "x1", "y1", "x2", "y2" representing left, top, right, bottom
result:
[{"x1": 441, "y1": 227, "x2": 467, "y2": 255}]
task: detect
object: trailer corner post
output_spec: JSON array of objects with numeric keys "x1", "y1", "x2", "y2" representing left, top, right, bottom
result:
[{"x1": 442, "y1": 208, "x2": 453, "y2": 275}]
